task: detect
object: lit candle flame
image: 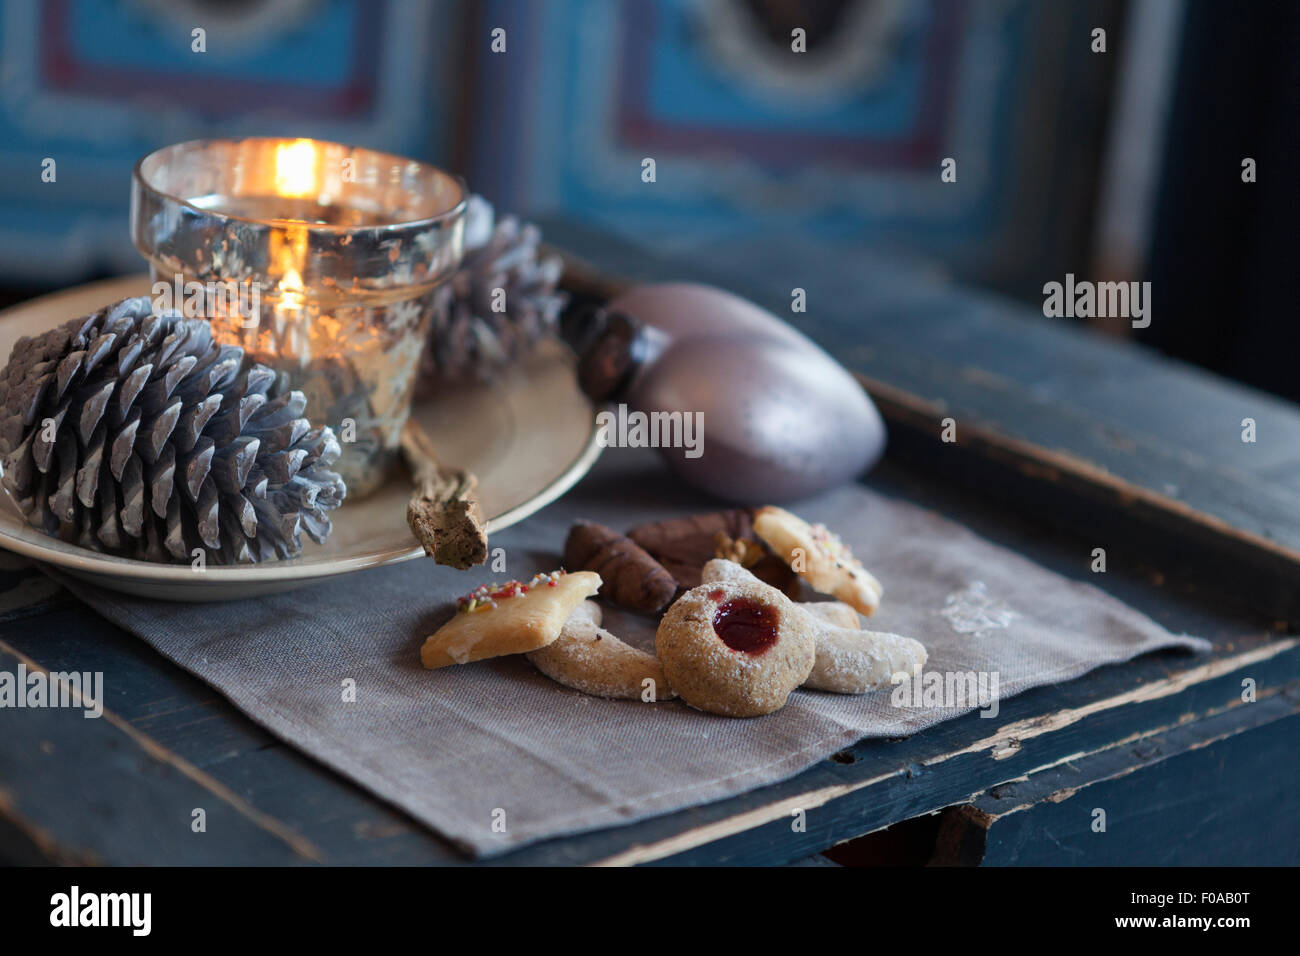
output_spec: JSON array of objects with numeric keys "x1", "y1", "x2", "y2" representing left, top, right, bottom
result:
[
  {"x1": 274, "y1": 139, "x2": 319, "y2": 199},
  {"x1": 270, "y1": 219, "x2": 311, "y2": 360},
  {"x1": 280, "y1": 266, "x2": 304, "y2": 309}
]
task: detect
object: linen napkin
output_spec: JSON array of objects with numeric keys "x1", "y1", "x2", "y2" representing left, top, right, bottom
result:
[{"x1": 56, "y1": 448, "x2": 1209, "y2": 856}]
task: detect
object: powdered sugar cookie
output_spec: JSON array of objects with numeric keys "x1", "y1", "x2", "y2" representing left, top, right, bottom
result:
[
  {"x1": 421, "y1": 570, "x2": 601, "y2": 669},
  {"x1": 656, "y1": 578, "x2": 815, "y2": 718},
  {"x1": 807, "y1": 626, "x2": 927, "y2": 695},
  {"x1": 753, "y1": 506, "x2": 883, "y2": 614},
  {"x1": 702, "y1": 559, "x2": 924, "y2": 694},
  {"x1": 804, "y1": 601, "x2": 861, "y2": 630},
  {"x1": 527, "y1": 601, "x2": 676, "y2": 701}
]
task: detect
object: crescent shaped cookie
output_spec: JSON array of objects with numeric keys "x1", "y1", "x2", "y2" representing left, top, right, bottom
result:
[
  {"x1": 752, "y1": 506, "x2": 883, "y2": 614},
  {"x1": 526, "y1": 601, "x2": 676, "y2": 701},
  {"x1": 702, "y1": 559, "x2": 925, "y2": 694},
  {"x1": 803, "y1": 601, "x2": 862, "y2": 630},
  {"x1": 806, "y1": 626, "x2": 928, "y2": 695},
  {"x1": 421, "y1": 570, "x2": 601, "y2": 669}
]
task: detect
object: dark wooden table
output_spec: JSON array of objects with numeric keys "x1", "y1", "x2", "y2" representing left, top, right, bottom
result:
[{"x1": 2, "y1": 224, "x2": 1297, "y2": 865}]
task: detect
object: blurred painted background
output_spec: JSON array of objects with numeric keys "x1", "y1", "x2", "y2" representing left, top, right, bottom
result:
[{"x1": 0, "y1": 0, "x2": 1297, "y2": 396}]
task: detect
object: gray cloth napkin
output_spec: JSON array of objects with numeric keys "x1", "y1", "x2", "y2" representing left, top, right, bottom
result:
[{"x1": 56, "y1": 448, "x2": 1209, "y2": 856}]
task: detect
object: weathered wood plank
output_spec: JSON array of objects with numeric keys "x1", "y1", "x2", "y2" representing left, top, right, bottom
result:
[
  {"x1": 0, "y1": 638, "x2": 324, "y2": 865},
  {"x1": 568, "y1": 640, "x2": 1300, "y2": 866},
  {"x1": 0, "y1": 607, "x2": 456, "y2": 865},
  {"x1": 939, "y1": 707, "x2": 1300, "y2": 865}
]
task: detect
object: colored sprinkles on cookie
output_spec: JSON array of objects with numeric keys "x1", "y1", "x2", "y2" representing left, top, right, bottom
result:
[
  {"x1": 457, "y1": 570, "x2": 566, "y2": 613},
  {"x1": 810, "y1": 523, "x2": 862, "y2": 579}
]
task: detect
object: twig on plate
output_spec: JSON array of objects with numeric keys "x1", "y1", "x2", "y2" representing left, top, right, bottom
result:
[{"x1": 401, "y1": 421, "x2": 488, "y2": 570}]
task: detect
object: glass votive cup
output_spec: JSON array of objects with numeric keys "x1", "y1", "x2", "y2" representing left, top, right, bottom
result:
[{"x1": 130, "y1": 137, "x2": 466, "y2": 499}]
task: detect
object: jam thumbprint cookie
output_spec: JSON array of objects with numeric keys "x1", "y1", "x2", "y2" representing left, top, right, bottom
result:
[
  {"x1": 702, "y1": 559, "x2": 927, "y2": 695},
  {"x1": 656, "y1": 578, "x2": 815, "y2": 717}
]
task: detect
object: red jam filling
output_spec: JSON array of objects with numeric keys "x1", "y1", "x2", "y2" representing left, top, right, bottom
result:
[
  {"x1": 707, "y1": 588, "x2": 725, "y2": 602},
  {"x1": 712, "y1": 598, "x2": 779, "y2": 655}
]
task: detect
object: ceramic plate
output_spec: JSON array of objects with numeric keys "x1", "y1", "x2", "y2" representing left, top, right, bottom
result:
[{"x1": 0, "y1": 276, "x2": 602, "y2": 600}]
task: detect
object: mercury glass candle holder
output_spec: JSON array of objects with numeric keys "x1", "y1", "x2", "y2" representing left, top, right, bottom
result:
[{"x1": 130, "y1": 137, "x2": 466, "y2": 499}]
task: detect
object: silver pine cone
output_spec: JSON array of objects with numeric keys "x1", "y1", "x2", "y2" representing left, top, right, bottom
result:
[
  {"x1": 421, "y1": 194, "x2": 567, "y2": 382},
  {"x1": 0, "y1": 296, "x2": 347, "y2": 564}
]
